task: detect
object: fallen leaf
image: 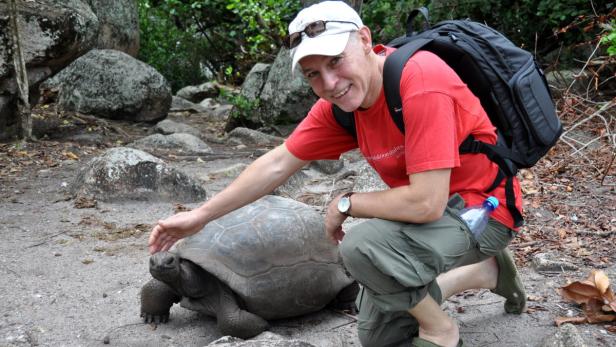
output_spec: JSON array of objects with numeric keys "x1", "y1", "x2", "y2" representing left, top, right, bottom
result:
[
  {"x1": 64, "y1": 151, "x2": 79, "y2": 160},
  {"x1": 555, "y1": 316, "x2": 587, "y2": 326},
  {"x1": 595, "y1": 271, "x2": 610, "y2": 295},
  {"x1": 528, "y1": 295, "x2": 545, "y2": 302}
]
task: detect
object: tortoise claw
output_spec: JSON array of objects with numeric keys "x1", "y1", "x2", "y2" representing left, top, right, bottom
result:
[{"x1": 141, "y1": 312, "x2": 170, "y2": 324}]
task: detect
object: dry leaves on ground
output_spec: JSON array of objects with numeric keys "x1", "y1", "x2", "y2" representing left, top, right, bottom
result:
[{"x1": 556, "y1": 270, "x2": 616, "y2": 327}]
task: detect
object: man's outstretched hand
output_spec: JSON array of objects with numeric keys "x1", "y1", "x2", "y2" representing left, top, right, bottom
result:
[{"x1": 148, "y1": 210, "x2": 207, "y2": 254}]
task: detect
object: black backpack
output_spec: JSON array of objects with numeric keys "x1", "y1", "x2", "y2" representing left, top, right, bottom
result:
[{"x1": 333, "y1": 8, "x2": 563, "y2": 227}]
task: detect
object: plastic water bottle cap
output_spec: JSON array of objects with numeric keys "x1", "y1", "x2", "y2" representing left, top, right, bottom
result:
[{"x1": 486, "y1": 196, "x2": 499, "y2": 209}]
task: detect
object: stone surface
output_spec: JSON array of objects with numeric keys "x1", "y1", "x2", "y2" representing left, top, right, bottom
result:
[
  {"x1": 257, "y1": 48, "x2": 316, "y2": 125},
  {"x1": 0, "y1": 0, "x2": 99, "y2": 139},
  {"x1": 176, "y1": 82, "x2": 220, "y2": 103},
  {"x1": 169, "y1": 96, "x2": 209, "y2": 113},
  {"x1": 273, "y1": 170, "x2": 309, "y2": 200},
  {"x1": 310, "y1": 160, "x2": 345, "y2": 175},
  {"x1": 41, "y1": 49, "x2": 171, "y2": 122},
  {"x1": 227, "y1": 127, "x2": 284, "y2": 147},
  {"x1": 238, "y1": 63, "x2": 271, "y2": 100},
  {"x1": 206, "y1": 332, "x2": 316, "y2": 347},
  {"x1": 532, "y1": 253, "x2": 579, "y2": 272},
  {"x1": 351, "y1": 159, "x2": 389, "y2": 193},
  {"x1": 540, "y1": 323, "x2": 587, "y2": 347},
  {"x1": 155, "y1": 118, "x2": 201, "y2": 138},
  {"x1": 84, "y1": 0, "x2": 140, "y2": 56},
  {"x1": 129, "y1": 133, "x2": 213, "y2": 155},
  {"x1": 70, "y1": 147, "x2": 207, "y2": 202}
]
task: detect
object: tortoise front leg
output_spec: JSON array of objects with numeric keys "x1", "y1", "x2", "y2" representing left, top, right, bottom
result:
[
  {"x1": 140, "y1": 278, "x2": 180, "y2": 323},
  {"x1": 215, "y1": 280, "x2": 268, "y2": 339}
]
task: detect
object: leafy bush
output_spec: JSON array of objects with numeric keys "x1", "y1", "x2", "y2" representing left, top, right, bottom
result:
[
  {"x1": 600, "y1": 20, "x2": 616, "y2": 56},
  {"x1": 428, "y1": 0, "x2": 614, "y2": 63},
  {"x1": 137, "y1": 0, "x2": 299, "y2": 90},
  {"x1": 138, "y1": 0, "x2": 210, "y2": 92}
]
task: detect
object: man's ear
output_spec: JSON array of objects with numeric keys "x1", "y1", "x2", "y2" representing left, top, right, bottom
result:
[{"x1": 358, "y1": 26, "x2": 373, "y2": 54}]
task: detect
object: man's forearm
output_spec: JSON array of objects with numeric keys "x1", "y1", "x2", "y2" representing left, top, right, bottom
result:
[{"x1": 346, "y1": 168, "x2": 451, "y2": 223}]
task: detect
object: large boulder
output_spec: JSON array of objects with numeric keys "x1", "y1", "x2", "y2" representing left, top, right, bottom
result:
[
  {"x1": 259, "y1": 48, "x2": 317, "y2": 124},
  {"x1": 71, "y1": 147, "x2": 207, "y2": 202},
  {"x1": 41, "y1": 49, "x2": 171, "y2": 122},
  {"x1": 0, "y1": 0, "x2": 99, "y2": 139},
  {"x1": 83, "y1": 0, "x2": 139, "y2": 56},
  {"x1": 227, "y1": 48, "x2": 316, "y2": 130}
]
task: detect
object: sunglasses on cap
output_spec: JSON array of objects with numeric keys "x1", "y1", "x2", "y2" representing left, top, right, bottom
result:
[{"x1": 283, "y1": 20, "x2": 359, "y2": 49}]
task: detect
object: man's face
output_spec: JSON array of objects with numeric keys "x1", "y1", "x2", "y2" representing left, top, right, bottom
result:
[{"x1": 298, "y1": 33, "x2": 372, "y2": 112}]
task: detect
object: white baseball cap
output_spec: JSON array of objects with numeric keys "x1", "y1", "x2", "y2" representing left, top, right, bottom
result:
[{"x1": 287, "y1": 1, "x2": 363, "y2": 72}]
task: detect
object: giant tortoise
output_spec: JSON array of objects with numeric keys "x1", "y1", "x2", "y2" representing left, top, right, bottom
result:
[{"x1": 140, "y1": 195, "x2": 357, "y2": 338}]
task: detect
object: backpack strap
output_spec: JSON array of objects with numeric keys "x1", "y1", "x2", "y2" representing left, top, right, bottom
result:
[
  {"x1": 332, "y1": 105, "x2": 357, "y2": 139},
  {"x1": 382, "y1": 37, "x2": 434, "y2": 133},
  {"x1": 460, "y1": 134, "x2": 524, "y2": 227}
]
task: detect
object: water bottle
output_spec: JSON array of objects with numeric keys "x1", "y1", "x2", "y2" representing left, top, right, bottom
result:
[{"x1": 459, "y1": 196, "x2": 499, "y2": 237}]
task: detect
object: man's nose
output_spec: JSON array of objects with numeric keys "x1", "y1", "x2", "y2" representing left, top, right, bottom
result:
[{"x1": 321, "y1": 70, "x2": 338, "y2": 91}]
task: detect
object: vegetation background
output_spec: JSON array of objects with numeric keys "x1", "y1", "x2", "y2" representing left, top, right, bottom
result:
[{"x1": 137, "y1": 0, "x2": 615, "y2": 92}]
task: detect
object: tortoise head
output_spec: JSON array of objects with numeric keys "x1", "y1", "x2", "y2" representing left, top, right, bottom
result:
[{"x1": 149, "y1": 251, "x2": 181, "y2": 284}]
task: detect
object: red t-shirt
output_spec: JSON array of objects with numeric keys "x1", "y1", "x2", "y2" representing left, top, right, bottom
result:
[{"x1": 285, "y1": 45, "x2": 522, "y2": 229}]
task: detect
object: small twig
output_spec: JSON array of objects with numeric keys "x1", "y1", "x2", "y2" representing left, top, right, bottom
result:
[
  {"x1": 561, "y1": 99, "x2": 614, "y2": 138},
  {"x1": 510, "y1": 240, "x2": 544, "y2": 248},
  {"x1": 25, "y1": 230, "x2": 69, "y2": 248},
  {"x1": 600, "y1": 152, "x2": 615, "y2": 186},
  {"x1": 565, "y1": 40, "x2": 602, "y2": 95},
  {"x1": 576, "y1": 230, "x2": 616, "y2": 237}
]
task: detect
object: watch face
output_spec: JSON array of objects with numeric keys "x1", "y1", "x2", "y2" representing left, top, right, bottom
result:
[{"x1": 338, "y1": 196, "x2": 351, "y2": 213}]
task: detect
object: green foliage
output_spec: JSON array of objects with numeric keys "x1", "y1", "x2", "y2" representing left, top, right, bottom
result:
[
  {"x1": 138, "y1": 0, "x2": 615, "y2": 90},
  {"x1": 137, "y1": 0, "x2": 300, "y2": 90},
  {"x1": 428, "y1": 0, "x2": 614, "y2": 61},
  {"x1": 600, "y1": 21, "x2": 616, "y2": 56},
  {"x1": 138, "y1": 0, "x2": 210, "y2": 92},
  {"x1": 361, "y1": 0, "x2": 427, "y2": 43}
]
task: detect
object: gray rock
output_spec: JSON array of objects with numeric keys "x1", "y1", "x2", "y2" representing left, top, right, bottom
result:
[
  {"x1": 176, "y1": 82, "x2": 219, "y2": 103},
  {"x1": 208, "y1": 163, "x2": 248, "y2": 180},
  {"x1": 84, "y1": 0, "x2": 139, "y2": 56},
  {"x1": 155, "y1": 119, "x2": 201, "y2": 138},
  {"x1": 540, "y1": 323, "x2": 587, "y2": 347},
  {"x1": 170, "y1": 96, "x2": 209, "y2": 113},
  {"x1": 227, "y1": 127, "x2": 284, "y2": 147},
  {"x1": 545, "y1": 69, "x2": 592, "y2": 97},
  {"x1": 273, "y1": 170, "x2": 309, "y2": 200},
  {"x1": 310, "y1": 160, "x2": 345, "y2": 175},
  {"x1": 199, "y1": 98, "x2": 218, "y2": 108},
  {"x1": 0, "y1": 0, "x2": 99, "y2": 139},
  {"x1": 207, "y1": 332, "x2": 316, "y2": 347},
  {"x1": 71, "y1": 147, "x2": 206, "y2": 202},
  {"x1": 41, "y1": 49, "x2": 171, "y2": 122},
  {"x1": 211, "y1": 104, "x2": 234, "y2": 120},
  {"x1": 532, "y1": 253, "x2": 579, "y2": 272},
  {"x1": 351, "y1": 160, "x2": 388, "y2": 193},
  {"x1": 257, "y1": 48, "x2": 317, "y2": 125},
  {"x1": 0, "y1": 0, "x2": 98, "y2": 80},
  {"x1": 129, "y1": 133, "x2": 212, "y2": 155},
  {"x1": 239, "y1": 63, "x2": 271, "y2": 100}
]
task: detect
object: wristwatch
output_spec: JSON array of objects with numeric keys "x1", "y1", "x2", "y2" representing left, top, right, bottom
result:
[{"x1": 337, "y1": 192, "x2": 354, "y2": 216}]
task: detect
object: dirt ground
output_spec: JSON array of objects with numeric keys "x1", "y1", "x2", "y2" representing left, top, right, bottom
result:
[{"x1": 0, "y1": 106, "x2": 615, "y2": 347}]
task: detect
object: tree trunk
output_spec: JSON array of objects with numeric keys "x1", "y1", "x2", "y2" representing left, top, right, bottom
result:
[{"x1": 8, "y1": 0, "x2": 32, "y2": 140}]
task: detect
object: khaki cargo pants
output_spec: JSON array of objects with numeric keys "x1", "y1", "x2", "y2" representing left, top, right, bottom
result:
[{"x1": 339, "y1": 194, "x2": 514, "y2": 347}]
